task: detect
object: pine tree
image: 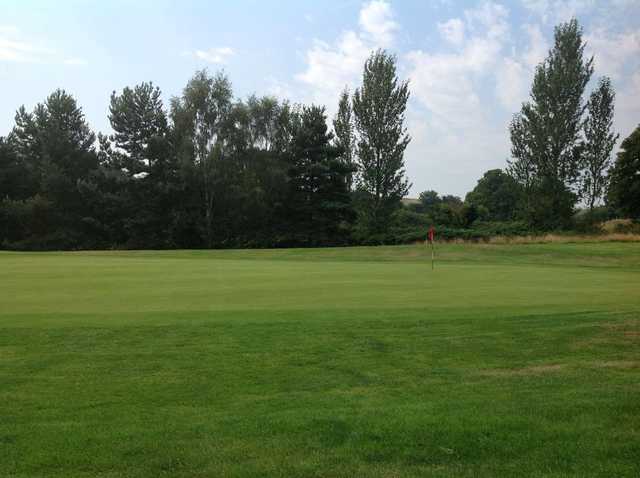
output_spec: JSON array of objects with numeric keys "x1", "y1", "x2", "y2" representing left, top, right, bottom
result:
[
  {"x1": 9, "y1": 90, "x2": 98, "y2": 247},
  {"x1": 287, "y1": 105, "x2": 353, "y2": 244}
]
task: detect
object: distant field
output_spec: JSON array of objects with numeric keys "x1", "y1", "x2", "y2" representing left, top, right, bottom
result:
[{"x1": 1, "y1": 243, "x2": 639, "y2": 477}]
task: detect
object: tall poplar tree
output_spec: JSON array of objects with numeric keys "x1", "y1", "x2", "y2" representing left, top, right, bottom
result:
[
  {"x1": 582, "y1": 77, "x2": 618, "y2": 212},
  {"x1": 333, "y1": 87, "x2": 356, "y2": 190},
  {"x1": 352, "y1": 50, "x2": 410, "y2": 234},
  {"x1": 508, "y1": 19, "x2": 593, "y2": 228}
]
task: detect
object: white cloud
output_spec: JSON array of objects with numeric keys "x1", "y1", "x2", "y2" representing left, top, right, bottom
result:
[
  {"x1": 295, "y1": 1, "x2": 397, "y2": 116},
  {"x1": 610, "y1": 0, "x2": 640, "y2": 7},
  {"x1": 0, "y1": 25, "x2": 19, "y2": 35},
  {"x1": 404, "y1": 2, "x2": 512, "y2": 196},
  {"x1": 523, "y1": 23, "x2": 547, "y2": 68},
  {"x1": 613, "y1": 70, "x2": 640, "y2": 141},
  {"x1": 0, "y1": 36, "x2": 54, "y2": 63},
  {"x1": 438, "y1": 18, "x2": 465, "y2": 46},
  {"x1": 358, "y1": 0, "x2": 398, "y2": 47},
  {"x1": 0, "y1": 26, "x2": 83, "y2": 66},
  {"x1": 582, "y1": 26, "x2": 640, "y2": 142},
  {"x1": 407, "y1": 2, "x2": 509, "y2": 126},
  {"x1": 586, "y1": 28, "x2": 640, "y2": 79},
  {"x1": 464, "y1": 1, "x2": 509, "y2": 38},
  {"x1": 521, "y1": 0, "x2": 596, "y2": 24},
  {"x1": 496, "y1": 57, "x2": 528, "y2": 111},
  {"x1": 192, "y1": 47, "x2": 235, "y2": 64},
  {"x1": 495, "y1": 23, "x2": 548, "y2": 110},
  {"x1": 63, "y1": 57, "x2": 87, "y2": 66},
  {"x1": 265, "y1": 76, "x2": 294, "y2": 99},
  {"x1": 297, "y1": 31, "x2": 368, "y2": 95},
  {"x1": 407, "y1": 50, "x2": 481, "y2": 127}
]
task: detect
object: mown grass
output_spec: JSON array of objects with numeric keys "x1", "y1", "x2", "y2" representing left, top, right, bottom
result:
[{"x1": 1, "y1": 243, "x2": 639, "y2": 477}]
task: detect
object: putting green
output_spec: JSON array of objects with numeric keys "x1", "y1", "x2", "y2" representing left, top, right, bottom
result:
[{"x1": 1, "y1": 243, "x2": 639, "y2": 477}]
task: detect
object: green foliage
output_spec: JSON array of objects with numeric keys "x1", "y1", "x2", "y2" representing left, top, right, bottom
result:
[
  {"x1": 0, "y1": 136, "x2": 33, "y2": 201},
  {"x1": 101, "y1": 82, "x2": 176, "y2": 248},
  {"x1": 5, "y1": 90, "x2": 99, "y2": 248},
  {"x1": 171, "y1": 70, "x2": 234, "y2": 247},
  {"x1": 509, "y1": 19, "x2": 594, "y2": 229},
  {"x1": 582, "y1": 77, "x2": 619, "y2": 211},
  {"x1": 353, "y1": 50, "x2": 410, "y2": 234},
  {"x1": 409, "y1": 190, "x2": 472, "y2": 227},
  {"x1": 417, "y1": 190, "x2": 439, "y2": 211},
  {"x1": 572, "y1": 207, "x2": 614, "y2": 232},
  {"x1": 466, "y1": 169, "x2": 522, "y2": 221},
  {"x1": 390, "y1": 220, "x2": 532, "y2": 245},
  {"x1": 0, "y1": 195, "x2": 55, "y2": 248},
  {"x1": 608, "y1": 124, "x2": 640, "y2": 219},
  {"x1": 285, "y1": 105, "x2": 355, "y2": 245},
  {"x1": 332, "y1": 87, "x2": 356, "y2": 190},
  {"x1": 108, "y1": 82, "x2": 169, "y2": 174},
  {"x1": 12, "y1": 89, "x2": 97, "y2": 180},
  {"x1": 373, "y1": 198, "x2": 535, "y2": 245}
]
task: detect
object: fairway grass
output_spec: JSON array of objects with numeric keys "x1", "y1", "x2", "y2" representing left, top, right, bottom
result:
[{"x1": 1, "y1": 243, "x2": 639, "y2": 477}]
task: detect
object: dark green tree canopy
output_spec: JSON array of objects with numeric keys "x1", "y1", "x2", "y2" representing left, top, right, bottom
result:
[
  {"x1": 286, "y1": 105, "x2": 354, "y2": 244},
  {"x1": 418, "y1": 190, "x2": 440, "y2": 211},
  {"x1": 0, "y1": 136, "x2": 33, "y2": 201},
  {"x1": 12, "y1": 89, "x2": 96, "y2": 175},
  {"x1": 3, "y1": 90, "x2": 99, "y2": 248},
  {"x1": 608, "y1": 125, "x2": 640, "y2": 219},
  {"x1": 466, "y1": 169, "x2": 522, "y2": 221}
]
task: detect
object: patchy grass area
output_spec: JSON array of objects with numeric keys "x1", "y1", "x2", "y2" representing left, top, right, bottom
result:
[{"x1": 1, "y1": 243, "x2": 639, "y2": 477}]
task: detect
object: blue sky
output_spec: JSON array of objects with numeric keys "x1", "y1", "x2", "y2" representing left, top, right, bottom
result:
[{"x1": 1, "y1": 0, "x2": 639, "y2": 197}]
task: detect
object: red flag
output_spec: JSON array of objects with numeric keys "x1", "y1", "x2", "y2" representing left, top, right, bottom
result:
[{"x1": 428, "y1": 226, "x2": 435, "y2": 243}]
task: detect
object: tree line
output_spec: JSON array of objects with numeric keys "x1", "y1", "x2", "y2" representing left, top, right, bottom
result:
[
  {"x1": 0, "y1": 51, "x2": 411, "y2": 249},
  {"x1": 1, "y1": 19, "x2": 639, "y2": 250}
]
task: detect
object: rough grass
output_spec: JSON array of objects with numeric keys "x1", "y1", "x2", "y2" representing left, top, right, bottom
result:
[
  {"x1": 410, "y1": 232, "x2": 640, "y2": 246},
  {"x1": 487, "y1": 232, "x2": 640, "y2": 244},
  {"x1": 601, "y1": 219, "x2": 635, "y2": 233},
  {"x1": 1, "y1": 243, "x2": 639, "y2": 477}
]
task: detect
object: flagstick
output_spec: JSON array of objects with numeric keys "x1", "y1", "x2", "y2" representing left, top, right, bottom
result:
[{"x1": 431, "y1": 239, "x2": 434, "y2": 270}]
